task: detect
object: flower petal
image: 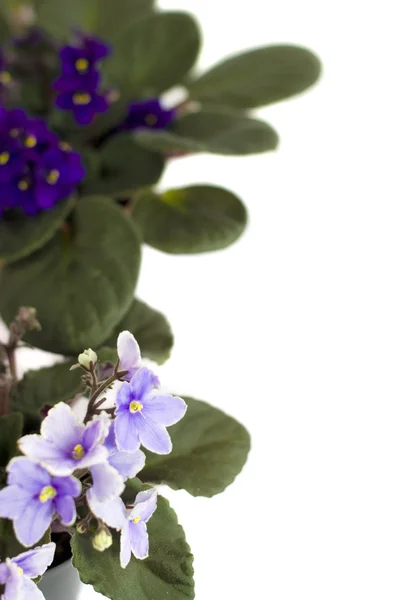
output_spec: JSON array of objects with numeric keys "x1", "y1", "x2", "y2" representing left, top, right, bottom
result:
[
  {"x1": 18, "y1": 436, "x2": 74, "y2": 476},
  {"x1": 115, "y1": 411, "x2": 140, "y2": 453},
  {"x1": 129, "y1": 520, "x2": 149, "y2": 560},
  {"x1": 52, "y1": 475, "x2": 81, "y2": 498},
  {"x1": 129, "y1": 367, "x2": 156, "y2": 400},
  {"x1": 87, "y1": 490, "x2": 126, "y2": 530},
  {"x1": 0, "y1": 563, "x2": 10, "y2": 584},
  {"x1": 77, "y1": 444, "x2": 109, "y2": 470},
  {"x1": 128, "y1": 489, "x2": 158, "y2": 524},
  {"x1": 21, "y1": 576, "x2": 46, "y2": 600},
  {"x1": 117, "y1": 331, "x2": 141, "y2": 380},
  {"x1": 136, "y1": 415, "x2": 172, "y2": 454},
  {"x1": 12, "y1": 543, "x2": 55, "y2": 578},
  {"x1": 13, "y1": 501, "x2": 54, "y2": 547},
  {"x1": 120, "y1": 523, "x2": 132, "y2": 569},
  {"x1": 115, "y1": 381, "x2": 133, "y2": 411},
  {"x1": 108, "y1": 449, "x2": 145, "y2": 481},
  {"x1": 142, "y1": 394, "x2": 187, "y2": 427},
  {"x1": 90, "y1": 462, "x2": 124, "y2": 503},
  {"x1": 0, "y1": 485, "x2": 33, "y2": 519},
  {"x1": 40, "y1": 402, "x2": 82, "y2": 449},
  {"x1": 82, "y1": 415, "x2": 109, "y2": 452},
  {"x1": 55, "y1": 495, "x2": 76, "y2": 526},
  {"x1": 7, "y1": 457, "x2": 50, "y2": 493},
  {"x1": 3, "y1": 562, "x2": 23, "y2": 600}
]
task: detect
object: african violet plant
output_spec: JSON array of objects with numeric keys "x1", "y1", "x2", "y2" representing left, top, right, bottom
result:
[{"x1": 0, "y1": 0, "x2": 320, "y2": 598}]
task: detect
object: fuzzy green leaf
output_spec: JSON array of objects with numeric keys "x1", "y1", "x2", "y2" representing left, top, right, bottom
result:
[
  {"x1": 0, "y1": 196, "x2": 141, "y2": 355},
  {"x1": 72, "y1": 492, "x2": 194, "y2": 600},
  {"x1": 188, "y1": 45, "x2": 321, "y2": 108},
  {"x1": 0, "y1": 198, "x2": 75, "y2": 264},
  {"x1": 140, "y1": 397, "x2": 250, "y2": 497},
  {"x1": 136, "y1": 109, "x2": 279, "y2": 155},
  {"x1": 133, "y1": 185, "x2": 247, "y2": 254}
]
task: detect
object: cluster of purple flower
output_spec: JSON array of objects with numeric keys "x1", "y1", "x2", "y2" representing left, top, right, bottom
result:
[
  {"x1": 53, "y1": 33, "x2": 110, "y2": 125},
  {"x1": 0, "y1": 107, "x2": 85, "y2": 217},
  {"x1": 0, "y1": 331, "x2": 187, "y2": 571},
  {"x1": 0, "y1": 543, "x2": 56, "y2": 600}
]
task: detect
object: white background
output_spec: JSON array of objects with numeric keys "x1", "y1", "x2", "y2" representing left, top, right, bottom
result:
[{"x1": 3, "y1": 0, "x2": 401, "y2": 598}]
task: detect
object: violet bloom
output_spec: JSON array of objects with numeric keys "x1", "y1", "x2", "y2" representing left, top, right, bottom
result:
[
  {"x1": 18, "y1": 402, "x2": 110, "y2": 476},
  {"x1": 60, "y1": 35, "x2": 110, "y2": 76},
  {"x1": 117, "y1": 330, "x2": 159, "y2": 385},
  {"x1": 0, "y1": 458, "x2": 80, "y2": 546},
  {"x1": 0, "y1": 543, "x2": 55, "y2": 600},
  {"x1": 35, "y1": 147, "x2": 85, "y2": 209},
  {"x1": 122, "y1": 98, "x2": 176, "y2": 131},
  {"x1": 115, "y1": 367, "x2": 187, "y2": 454},
  {"x1": 55, "y1": 86, "x2": 108, "y2": 125},
  {"x1": 104, "y1": 420, "x2": 145, "y2": 482}
]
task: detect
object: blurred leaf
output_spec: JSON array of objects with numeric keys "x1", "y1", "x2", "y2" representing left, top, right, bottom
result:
[
  {"x1": 0, "y1": 196, "x2": 141, "y2": 354},
  {"x1": 140, "y1": 397, "x2": 251, "y2": 497},
  {"x1": 0, "y1": 413, "x2": 22, "y2": 468},
  {"x1": 86, "y1": 134, "x2": 165, "y2": 196},
  {"x1": 0, "y1": 197, "x2": 75, "y2": 264},
  {"x1": 104, "y1": 12, "x2": 201, "y2": 98},
  {"x1": 0, "y1": 11, "x2": 11, "y2": 43},
  {"x1": 188, "y1": 45, "x2": 321, "y2": 108},
  {"x1": 136, "y1": 108, "x2": 279, "y2": 155},
  {"x1": 102, "y1": 298, "x2": 174, "y2": 365},
  {"x1": 72, "y1": 492, "x2": 194, "y2": 600},
  {"x1": 133, "y1": 185, "x2": 247, "y2": 254}
]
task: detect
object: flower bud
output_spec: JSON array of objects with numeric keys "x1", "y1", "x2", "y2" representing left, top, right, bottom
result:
[
  {"x1": 76, "y1": 520, "x2": 89, "y2": 534},
  {"x1": 92, "y1": 528, "x2": 113, "y2": 552},
  {"x1": 78, "y1": 349, "x2": 98, "y2": 370}
]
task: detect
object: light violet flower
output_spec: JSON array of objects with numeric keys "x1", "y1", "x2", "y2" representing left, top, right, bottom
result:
[
  {"x1": 104, "y1": 421, "x2": 146, "y2": 481},
  {"x1": 0, "y1": 543, "x2": 55, "y2": 600},
  {"x1": 0, "y1": 457, "x2": 81, "y2": 547},
  {"x1": 115, "y1": 367, "x2": 187, "y2": 454},
  {"x1": 87, "y1": 488, "x2": 158, "y2": 567},
  {"x1": 117, "y1": 331, "x2": 159, "y2": 384},
  {"x1": 18, "y1": 402, "x2": 110, "y2": 476}
]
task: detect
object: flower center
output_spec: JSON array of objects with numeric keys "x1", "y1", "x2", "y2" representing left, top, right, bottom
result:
[
  {"x1": 132, "y1": 516, "x2": 141, "y2": 524},
  {"x1": 145, "y1": 114, "x2": 158, "y2": 126},
  {"x1": 59, "y1": 141, "x2": 71, "y2": 152},
  {"x1": 75, "y1": 58, "x2": 89, "y2": 73},
  {"x1": 0, "y1": 71, "x2": 11, "y2": 84},
  {"x1": 46, "y1": 169, "x2": 60, "y2": 185},
  {"x1": 129, "y1": 401, "x2": 143, "y2": 414},
  {"x1": 24, "y1": 135, "x2": 37, "y2": 148},
  {"x1": 17, "y1": 567, "x2": 23, "y2": 575},
  {"x1": 0, "y1": 152, "x2": 10, "y2": 166},
  {"x1": 72, "y1": 443, "x2": 85, "y2": 460},
  {"x1": 39, "y1": 485, "x2": 57, "y2": 503},
  {"x1": 73, "y1": 92, "x2": 91, "y2": 105},
  {"x1": 18, "y1": 179, "x2": 29, "y2": 191}
]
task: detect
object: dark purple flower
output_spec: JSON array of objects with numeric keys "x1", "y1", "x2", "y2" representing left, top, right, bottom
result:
[
  {"x1": 35, "y1": 147, "x2": 85, "y2": 209},
  {"x1": 122, "y1": 99, "x2": 176, "y2": 131},
  {"x1": 0, "y1": 543, "x2": 55, "y2": 600},
  {"x1": 115, "y1": 367, "x2": 187, "y2": 454},
  {"x1": 0, "y1": 457, "x2": 81, "y2": 546},
  {"x1": 55, "y1": 86, "x2": 108, "y2": 125},
  {"x1": 60, "y1": 35, "x2": 110, "y2": 76}
]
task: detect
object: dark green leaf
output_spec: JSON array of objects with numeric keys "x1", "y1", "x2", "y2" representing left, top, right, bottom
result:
[
  {"x1": 102, "y1": 298, "x2": 174, "y2": 365},
  {"x1": 104, "y1": 12, "x2": 201, "y2": 98},
  {"x1": 136, "y1": 109, "x2": 279, "y2": 155},
  {"x1": 0, "y1": 413, "x2": 22, "y2": 468},
  {"x1": 133, "y1": 185, "x2": 247, "y2": 254},
  {"x1": 0, "y1": 196, "x2": 141, "y2": 355},
  {"x1": 0, "y1": 198, "x2": 75, "y2": 264},
  {"x1": 0, "y1": 519, "x2": 50, "y2": 562},
  {"x1": 33, "y1": 0, "x2": 154, "y2": 40},
  {"x1": 86, "y1": 134, "x2": 165, "y2": 196},
  {"x1": 11, "y1": 362, "x2": 82, "y2": 430},
  {"x1": 188, "y1": 45, "x2": 321, "y2": 108},
  {"x1": 72, "y1": 493, "x2": 194, "y2": 600},
  {"x1": 0, "y1": 12, "x2": 10, "y2": 43},
  {"x1": 140, "y1": 397, "x2": 251, "y2": 497}
]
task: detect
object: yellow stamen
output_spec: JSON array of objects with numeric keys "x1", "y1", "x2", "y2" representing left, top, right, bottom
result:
[
  {"x1": 129, "y1": 401, "x2": 143, "y2": 414},
  {"x1": 17, "y1": 567, "x2": 23, "y2": 575},
  {"x1": 0, "y1": 152, "x2": 10, "y2": 166},
  {"x1": 59, "y1": 141, "x2": 71, "y2": 152},
  {"x1": 46, "y1": 169, "x2": 60, "y2": 185},
  {"x1": 39, "y1": 485, "x2": 57, "y2": 503},
  {"x1": 0, "y1": 71, "x2": 11, "y2": 85},
  {"x1": 24, "y1": 135, "x2": 37, "y2": 148},
  {"x1": 73, "y1": 92, "x2": 91, "y2": 106},
  {"x1": 18, "y1": 180, "x2": 29, "y2": 191},
  {"x1": 75, "y1": 58, "x2": 89, "y2": 73},
  {"x1": 145, "y1": 114, "x2": 158, "y2": 126},
  {"x1": 73, "y1": 443, "x2": 85, "y2": 460},
  {"x1": 132, "y1": 516, "x2": 141, "y2": 524}
]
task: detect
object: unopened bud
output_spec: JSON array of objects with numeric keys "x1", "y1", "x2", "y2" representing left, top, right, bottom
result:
[
  {"x1": 76, "y1": 520, "x2": 89, "y2": 534},
  {"x1": 78, "y1": 349, "x2": 98, "y2": 370},
  {"x1": 92, "y1": 528, "x2": 113, "y2": 552}
]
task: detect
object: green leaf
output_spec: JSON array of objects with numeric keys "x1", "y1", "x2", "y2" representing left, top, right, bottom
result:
[
  {"x1": 136, "y1": 109, "x2": 279, "y2": 155},
  {"x1": 188, "y1": 45, "x2": 321, "y2": 109},
  {"x1": 11, "y1": 362, "x2": 81, "y2": 431},
  {"x1": 0, "y1": 413, "x2": 22, "y2": 468},
  {"x1": 86, "y1": 134, "x2": 165, "y2": 196},
  {"x1": 0, "y1": 11, "x2": 11, "y2": 43},
  {"x1": 0, "y1": 196, "x2": 141, "y2": 355},
  {"x1": 104, "y1": 12, "x2": 201, "y2": 98},
  {"x1": 141, "y1": 397, "x2": 250, "y2": 497},
  {"x1": 33, "y1": 0, "x2": 154, "y2": 40},
  {"x1": 102, "y1": 298, "x2": 174, "y2": 365},
  {"x1": 0, "y1": 198, "x2": 75, "y2": 264},
  {"x1": 133, "y1": 185, "x2": 247, "y2": 254},
  {"x1": 72, "y1": 493, "x2": 195, "y2": 600}
]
